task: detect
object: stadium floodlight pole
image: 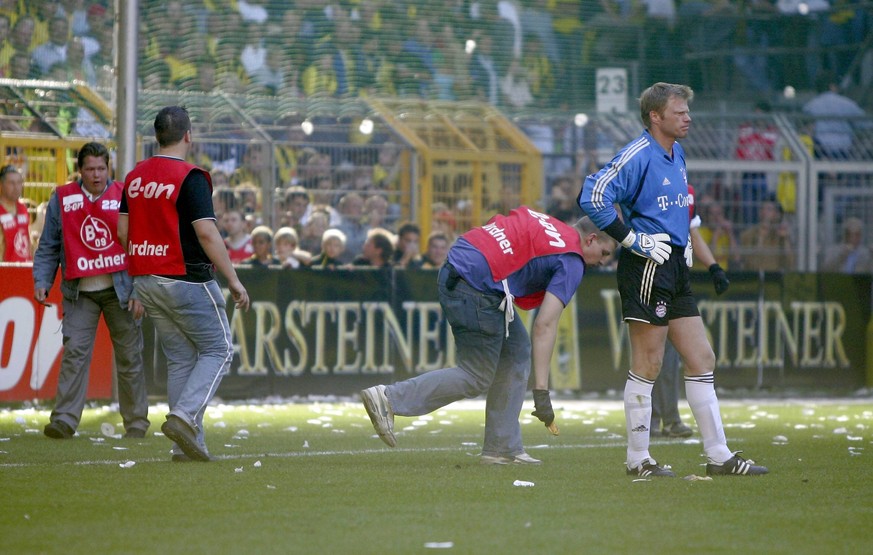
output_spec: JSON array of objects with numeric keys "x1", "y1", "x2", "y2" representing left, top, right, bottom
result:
[{"x1": 116, "y1": 0, "x2": 139, "y2": 178}]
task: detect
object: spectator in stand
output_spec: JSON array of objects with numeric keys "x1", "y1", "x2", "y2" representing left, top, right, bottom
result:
[
  {"x1": 46, "y1": 35, "x2": 93, "y2": 84},
  {"x1": 470, "y1": 32, "x2": 500, "y2": 105},
  {"x1": 739, "y1": 198, "x2": 795, "y2": 271},
  {"x1": 0, "y1": 14, "x2": 13, "y2": 73},
  {"x1": 10, "y1": 15, "x2": 35, "y2": 59},
  {"x1": 363, "y1": 193, "x2": 391, "y2": 232},
  {"x1": 735, "y1": 100, "x2": 778, "y2": 224},
  {"x1": 299, "y1": 206, "x2": 330, "y2": 255},
  {"x1": 273, "y1": 117, "x2": 306, "y2": 187},
  {"x1": 211, "y1": 186, "x2": 238, "y2": 228},
  {"x1": 241, "y1": 225, "x2": 280, "y2": 268},
  {"x1": 30, "y1": 0, "x2": 63, "y2": 48},
  {"x1": 7, "y1": 50, "x2": 31, "y2": 79},
  {"x1": 302, "y1": 46, "x2": 338, "y2": 97},
  {"x1": 432, "y1": 204, "x2": 458, "y2": 245},
  {"x1": 822, "y1": 217, "x2": 873, "y2": 274},
  {"x1": 223, "y1": 208, "x2": 253, "y2": 264},
  {"x1": 351, "y1": 227, "x2": 395, "y2": 269},
  {"x1": 311, "y1": 228, "x2": 346, "y2": 270},
  {"x1": 696, "y1": 194, "x2": 741, "y2": 270},
  {"x1": 802, "y1": 71, "x2": 866, "y2": 160},
  {"x1": 420, "y1": 231, "x2": 450, "y2": 269},
  {"x1": 280, "y1": 185, "x2": 311, "y2": 232},
  {"x1": 373, "y1": 142, "x2": 402, "y2": 190},
  {"x1": 31, "y1": 15, "x2": 69, "y2": 76},
  {"x1": 230, "y1": 143, "x2": 271, "y2": 190},
  {"x1": 334, "y1": 192, "x2": 368, "y2": 264},
  {"x1": 274, "y1": 226, "x2": 312, "y2": 269},
  {"x1": 546, "y1": 175, "x2": 582, "y2": 224},
  {"x1": 393, "y1": 221, "x2": 422, "y2": 269},
  {"x1": 0, "y1": 164, "x2": 32, "y2": 262}
]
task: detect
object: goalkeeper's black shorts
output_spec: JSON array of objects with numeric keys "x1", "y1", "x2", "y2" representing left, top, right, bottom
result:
[{"x1": 616, "y1": 245, "x2": 699, "y2": 326}]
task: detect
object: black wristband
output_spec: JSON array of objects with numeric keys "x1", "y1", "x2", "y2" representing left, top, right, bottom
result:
[
  {"x1": 708, "y1": 263, "x2": 723, "y2": 275},
  {"x1": 603, "y1": 217, "x2": 631, "y2": 244}
]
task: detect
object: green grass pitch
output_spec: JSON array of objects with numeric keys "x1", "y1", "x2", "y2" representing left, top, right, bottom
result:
[{"x1": 1, "y1": 397, "x2": 871, "y2": 554}]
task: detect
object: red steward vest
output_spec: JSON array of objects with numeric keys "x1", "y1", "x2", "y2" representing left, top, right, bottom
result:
[
  {"x1": 0, "y1": 200, "x2": 31, "y2": 262},
  {"x1": 124, "y1": 156, "x2": 212, "y2": 276},
  {"x1": 462, "y1": 206, "x2": 583, "y2": 309},
  {"x1": 57, "y1": 181, "x2": 128, "y2": 279}
]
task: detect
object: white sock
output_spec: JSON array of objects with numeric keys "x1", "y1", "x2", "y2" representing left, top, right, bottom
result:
[
  {"x1": 685, "y1": 373, "x2": 733, "y2": 463},
  {"x1": 625, "y1": 372, "x2": 654, "y2": 469}
]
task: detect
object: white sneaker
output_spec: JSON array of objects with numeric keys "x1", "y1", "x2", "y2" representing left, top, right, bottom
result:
[
  {"x1": 480, "y1": 452, "x2": 542, "y2": 465},
  {"x1": 360, "y1": 385, "x2": 396, "y2": 447}
]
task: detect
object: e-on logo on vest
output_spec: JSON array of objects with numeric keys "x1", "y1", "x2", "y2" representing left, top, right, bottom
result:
[{"x1": 126, "y1": 177, "x2": 176, "y2": 199}]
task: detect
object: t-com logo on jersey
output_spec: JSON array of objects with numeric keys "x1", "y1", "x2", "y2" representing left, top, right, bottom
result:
[
  {"x1": 62, "y1": 193, "x2": 84, "y2": 212},
  {"x1": 80, "y1": 215, "x2": 114, "y2": 251}
]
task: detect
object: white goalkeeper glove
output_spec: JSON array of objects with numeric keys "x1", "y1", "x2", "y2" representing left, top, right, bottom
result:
[
  {"x1": 684, "y1": 233, "x2": 693, "y2": 267},
  {"x1": 621, "y1": 229, "x2": 672, "y2": 265}
]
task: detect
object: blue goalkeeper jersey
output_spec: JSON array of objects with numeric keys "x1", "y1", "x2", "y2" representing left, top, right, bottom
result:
[{"x1": 578, "y1": 130, "x2": 692, "y2": 247}]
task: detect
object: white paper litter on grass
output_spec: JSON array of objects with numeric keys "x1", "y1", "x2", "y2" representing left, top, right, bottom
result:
[
  {"x1": 424, "y1": 542, "x2": 454, "y2": 549},
  {"x1": 253, "y1": 460, "x2": 262, "y2": 468},
  {"x1": 118, "y1": 461, "x2": 135, "y2": 468},
  {"x1": 302, "y1": 440, "x2": 309, "y2": 448},
  {"x1": 112, "y1": 446, "x2": 128, "y2": 451},
  {"x1": 834, "y1": 427, "x2": 848, "y2": 434},
  {"x1": 773, "y1": 435, "x2": 789, "y2": 444},
  {"x1": 0, "y1": 437, "x2": 9, "y2": 441},
  {"x1": 284, "y1": 426, "x2": 298, "y2": 432},
  {"x1": 234, "y1": 467, "x2": 243, "y2": 473},
  {"x1": 213, "y1": 421, "x2": 227, "y2": 428},
  {"x1": 100, "y1": 423, "x2": 115, "y2": 437},
  {"x1": 513, "y1": 480, "x2": 535, "y2": 487}
]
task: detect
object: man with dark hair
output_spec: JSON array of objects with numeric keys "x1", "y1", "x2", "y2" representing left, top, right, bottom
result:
[
  {"x1": 579, "y1": 82, "x2": 767, "y2": 477},
  {"x1": 33, "y1": 141, "x2": 150, "y2": 440},
  {"x1": 361, "y1": 208, "x2": 616, "y2": 464},
  {"x1": 393, "y1": 221, "x2": 422, "y2": 269},
  {"x1": 118, "y1": 106, "x2": 249, "y2": 462},
  {"x1": 352, "y1": 228, "x2": 394, "y2": 268}
]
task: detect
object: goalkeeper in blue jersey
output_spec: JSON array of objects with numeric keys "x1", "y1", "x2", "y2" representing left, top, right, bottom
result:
[{"x1": 578, "y1": 82, "x2": 768, "y2": 478}]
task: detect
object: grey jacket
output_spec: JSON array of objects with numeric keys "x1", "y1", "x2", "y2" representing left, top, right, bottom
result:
[{"x1": 32, "y1": 185, "x2": 134, "y2": 306}]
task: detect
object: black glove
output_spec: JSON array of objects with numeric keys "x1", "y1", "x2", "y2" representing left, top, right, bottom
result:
[
  {"x1": 709, "y1": 263, "x2": 730, "y2": 295},
  {"x1": 531, "y1": 389, "x2": 554, "y2": 426}
]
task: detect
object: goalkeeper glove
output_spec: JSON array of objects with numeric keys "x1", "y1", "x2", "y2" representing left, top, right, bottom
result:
[
  {"x1": 621, "y1": 229, "x2": 672, "y2": 265},
  {"x1": 709, "y1": 263, "x2": 730, "y2": 295}
]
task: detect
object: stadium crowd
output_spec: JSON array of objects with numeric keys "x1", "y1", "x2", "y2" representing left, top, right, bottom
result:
[{"x1": 0, "y1": 1, "x2": 869, "y2": 109}]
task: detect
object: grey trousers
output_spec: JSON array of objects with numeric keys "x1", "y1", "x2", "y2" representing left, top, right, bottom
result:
[
  {"x1": 386, "y1": 265, "x2": 531, "y2": 458},
  {"x1": 50, "y1": 288, "x2": 150, "y2": 433}
]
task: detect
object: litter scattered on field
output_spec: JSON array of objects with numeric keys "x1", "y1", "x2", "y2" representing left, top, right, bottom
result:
[
  {"x1": 683, "y1": 475, "x2": 712, "y2": 481},
  {"x1": 234, "y1": 467, "x2": 243, "y2": 473},
  {"x1": 773, "y1": 435, "x2": 789, "y2": 445},
  {"x1": 100, "y1": 423, "x2": 115, "y2": 437},
  {"x1": 112, "y1": 446, "x2": 128, "y2": 451},
  {"x1": 302, "y1": 440, "x2": 309, "y2": 448},
  {"x1": 118, "y1": 461, "x2": 135, "y2": 469},
  {"x1": 253, "y1": 460, "x2": 262, "y2": 468},
  {"x1": 424, "y1": 542, "x2": 454, "y2": 549},
  {"x1": 513, "y1": 480, "x2": 534, "y2": 487},
  {"x1": 834, "y1": 427, "x2": 848, "y2": 434}
]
